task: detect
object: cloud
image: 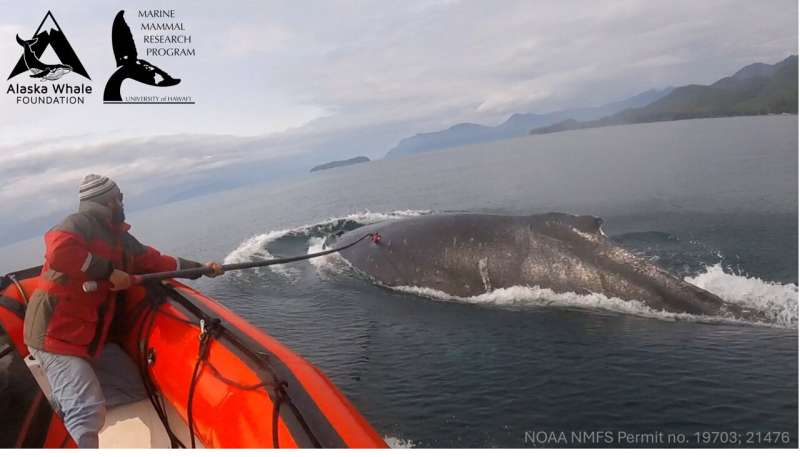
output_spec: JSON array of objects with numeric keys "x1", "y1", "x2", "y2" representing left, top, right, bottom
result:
[
  {"x1": 0, "y1": 108, "x2": 442, "y2": 245},
  {"x1": 221, "y1": 23, "x2": 297, "y2": 57},
  {"x1": 246, "y1": 0, "x2": 797, "y2": 124},
  {"x1": 2, "y1": 0, "x2": 796, "y2": 140},
  {"x1": 0, "y1": 134, "x2": 248, "y2": 219},
  {"x1": 0, "y1": 23, "x2": 24, "y2": 62},
  {"x1": 0, "y1": 0, "x2": 796, "y2": 244}
]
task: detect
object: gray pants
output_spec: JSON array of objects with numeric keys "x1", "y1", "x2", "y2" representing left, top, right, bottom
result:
[{"x1": 28, "y1": 343, "x2": 147, "y2": 448}]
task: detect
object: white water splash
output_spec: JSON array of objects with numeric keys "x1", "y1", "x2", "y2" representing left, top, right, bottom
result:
[
  {"x1": 685, "y1": 263, "x2": 798, "y2": 328},
  {"x1": 306, "y1": 236, "x2": 350, "y2": 277},
  {"x1": 222, "y1": 230, "x2": 299, "y2": 277},
  {"x1": 224, "y1": 209, "x2": 431, "y2": 278},
  {"x1": 384, "y1": 435, "x2": 415, "y2": 448},
  {"x1": 388, "y1": 267, "x2": 798, "y2": 329},
  {"x1": 392, "y1": 284, "x2": 682, "y2": 319},
  {"x1": 340, "y1": 208, "x2": 432, "y2": 224}
]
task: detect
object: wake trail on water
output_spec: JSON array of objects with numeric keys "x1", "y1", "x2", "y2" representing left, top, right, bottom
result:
[
  {"x1": 225, "y1": 210, "x2": 797, "y2": 329},
  {"x1": 385, "y1": 267, "x2": 797, "y2": 329}
]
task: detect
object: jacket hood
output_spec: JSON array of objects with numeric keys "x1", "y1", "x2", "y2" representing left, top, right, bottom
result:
[{"x1": 78, "y1": 200, "x2": 130, "y2": 231}]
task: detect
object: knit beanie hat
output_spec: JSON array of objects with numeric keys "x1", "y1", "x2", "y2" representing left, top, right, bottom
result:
[{"x1": 79, "y1": 174, "x2": 121, "y2": 203}]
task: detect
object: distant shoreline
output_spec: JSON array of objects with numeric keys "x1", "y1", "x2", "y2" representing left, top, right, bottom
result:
[
  {"x1": 310, "y1": 156, "x2": 370, "y2": 172},
  {"x1": 531, "y1": 111, "x2": 798, "y2": 136},
  {"x1": 531, "y1": 55, "x2": 797, "y2": 136}
]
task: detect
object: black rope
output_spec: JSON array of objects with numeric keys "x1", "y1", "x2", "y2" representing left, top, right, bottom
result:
[
  {"x1": 136, "y1": 302, "x2": 186, "y2": 448},
  {"x1": 184, "y1": 316, "x2": 298, "y2": 448},
  {"x1": 124, "y1": 284, "x2": 193, "y2": 449},
  {"x1": 204, "y1": 360, "x2": 275, "y2": 391},
  {"x1": 192, "y1": 356, "x2": 291, "y2": 447},
  {"x1": 157, "y1": 283, "x2": 326, "y2": 448},
  {"x1": 187, "y1": 318, "x2": 220, "y2": 448},
  {"x1": 143, "y1": 308, "x2": 185, "y2": 448},
  {"x1": 271, "y1": 383, "x2": 287, "y2": 448},
  {"x1": 187, "y1": 357, "x2": 204, "y2": 448},
  {"x1": 0, "y1": 343, "x2": 13, "y2": 359}
]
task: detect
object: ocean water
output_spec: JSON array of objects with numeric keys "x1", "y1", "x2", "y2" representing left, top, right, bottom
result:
[{"x1": 2, "y1": 116, "x2": 797, "y2": 447}]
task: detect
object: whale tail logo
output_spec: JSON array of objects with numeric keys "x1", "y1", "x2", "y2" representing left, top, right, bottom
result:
[
  {"x1": 103, "y1": 10, "x2": 181, "y2": 102},
  {"x1": 8, "y1": 11, "x2": 89, "y2": 81},
  {"x1": 16, "y1": 35, "x2": 38, "y2": 47}
]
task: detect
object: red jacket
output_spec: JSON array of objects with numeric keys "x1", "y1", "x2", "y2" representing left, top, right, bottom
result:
[{"x1": 23, "y1": 201, "x2": 200, "y2": 359}]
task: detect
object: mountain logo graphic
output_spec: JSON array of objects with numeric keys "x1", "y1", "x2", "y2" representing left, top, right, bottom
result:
[{"x1": 8, "y1": 11, "x2": 90, "y2": 81}]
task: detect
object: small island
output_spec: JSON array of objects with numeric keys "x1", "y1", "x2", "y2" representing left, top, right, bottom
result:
[{"x1": 310, "y1": 156, "x2": 370, "y2": 173}]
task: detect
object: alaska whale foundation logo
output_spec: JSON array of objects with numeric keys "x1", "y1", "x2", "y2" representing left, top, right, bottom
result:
[
  {"x1": 6, "y1": 10, "x2": 92, "y2": 104},
  {"x1": 103, "y1": 9, "x2": 195, "y2": 104}
]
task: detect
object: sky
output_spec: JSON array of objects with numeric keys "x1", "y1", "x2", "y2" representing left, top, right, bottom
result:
[{"x1": 0, "y1": 0, "x2": 797, "y2": 245}]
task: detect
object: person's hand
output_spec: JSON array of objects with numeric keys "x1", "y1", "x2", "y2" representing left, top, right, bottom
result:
[
  {"x1": 109, "y1": 269, "x2": 131, "y2": 290},
  {"x1": 204, "y1": 262, "x2": 224, "y2": 278}
]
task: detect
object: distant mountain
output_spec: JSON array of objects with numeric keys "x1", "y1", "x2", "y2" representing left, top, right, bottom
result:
[
  {"x1": 531, "y1": 55, "x2": 798, "y2": 136},
  {"x1": 310, "y1": 156, "x2": 370, "y2": 172},
  {"x1": 384, "y1": 88, "x2": 672, "y2": 158}
]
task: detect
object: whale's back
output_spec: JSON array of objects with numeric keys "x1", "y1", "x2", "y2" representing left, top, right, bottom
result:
[{"x1": 333, "y1": 213, "x2": 607, "y2": 296}]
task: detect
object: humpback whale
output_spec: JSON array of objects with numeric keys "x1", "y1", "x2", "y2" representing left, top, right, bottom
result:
[
  {"x1": 331, "y1": 213, "x2": 762, "y2": 321},
  {"x1": 103, "y1": 10, "x2": 180, "y2": 101},
  {"x1": 15, "y1": 34, "x2": 72, "y2": 80}
]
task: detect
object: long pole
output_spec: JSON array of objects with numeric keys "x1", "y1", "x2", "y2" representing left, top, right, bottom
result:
[{"x1": 82, "y1": 232, "x2": 379, "y2": 292}]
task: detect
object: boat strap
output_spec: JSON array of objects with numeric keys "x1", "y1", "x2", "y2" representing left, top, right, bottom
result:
[{"x1": 0, "y1": 296, "x2": 25, "y2": 320}]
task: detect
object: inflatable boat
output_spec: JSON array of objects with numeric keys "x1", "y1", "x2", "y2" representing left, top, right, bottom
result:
[{"x1": 0, "y1": 266, "x2": 387, "y2": 448}]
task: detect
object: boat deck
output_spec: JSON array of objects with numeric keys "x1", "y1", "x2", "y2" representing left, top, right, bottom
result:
[
  {"x1": 100, "y1": 398, "x2": 200, "y2": 448},
  {"x1": 26, "y1": 351, "x2": 199, "y2": 448}
]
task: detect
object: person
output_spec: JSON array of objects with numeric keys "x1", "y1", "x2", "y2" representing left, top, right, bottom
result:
[{"x1": 23, "y1": 174, "x2": 224, "y2": 448}]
